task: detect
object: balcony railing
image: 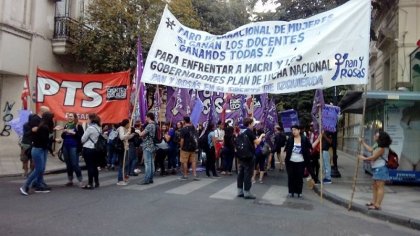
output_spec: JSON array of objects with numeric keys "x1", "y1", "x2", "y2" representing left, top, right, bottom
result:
[{"x1": 53, "y1": 16, "x2": 77, "y2": 41}]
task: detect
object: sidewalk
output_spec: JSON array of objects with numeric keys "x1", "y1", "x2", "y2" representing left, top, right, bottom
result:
[
  {"x1": 313, "y1": 150, "x2": 420, "y2": 230},
  {"x1": 0, "y1": 136, "x2": 68, "y2": 177}
]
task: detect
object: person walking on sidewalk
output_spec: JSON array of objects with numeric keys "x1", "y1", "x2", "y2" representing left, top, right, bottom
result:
[
  {"x1": 20, "y1": 111, "x2": 55, "y2": 196},
  {"x1": 138, "y1": 113, "x2": 158, "y2": 185},
  {"x1": 358, "y1": 131, "x2": 392, "y2": 210},
  {"x1": 62, "y1": 112, "x2": 84, "y2": 187},
  {"x1": 284, "y1": 125, "x2": 311, "y2": 198},
  {"x1": 179, "y1": 116, "x2": 200, "y2": 181},
  {"x1": 80, "y1": 113, "x2": 102, "y2": 190}
]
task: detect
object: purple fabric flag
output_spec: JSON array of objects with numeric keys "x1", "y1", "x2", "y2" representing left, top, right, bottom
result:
[
  {"x1": 190, "y1": 96, "x2": 204, "y2": 127},
  {"x1": 280, "y1": 109, "x2": 299, "y2": 133},
  {"x1": 311, "y1": 89, "x2": 325, "y2": 133},
  {"x1": 165, "y1": 87, "x2": 191, "y2": 125},
  {"x1": 253, "y1": 94, "x2": 267, "y2": 123},
  {"x1": 8, "y1": 109, "x2": 32, "y2": 138},
  {"x1": 263, "y1": 99, "x2": 278, "y2": 148},
  {"x1": 322, "y1": 105, "x2": 340, "y2": 132},
  {"x1": 225, "y1": 94, "x2": 242, "y2": 126},
  {"x1": 151, "y1": 88, "x2": 162, "y2": 122},
  {"x1": 136, "y1": 37, "x2": 147, "y2": 124}
]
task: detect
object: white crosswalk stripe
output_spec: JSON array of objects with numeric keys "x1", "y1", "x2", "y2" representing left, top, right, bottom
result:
[
  {"x1": 122, "y1": 176, "x2": 178, "y2": 191},
  {"x1": 259, "y1": 186, "x2": 289, "y2": 205},
  {"x1": 9, "y1": 172, "x2": 290, "y2": 206},
  {"x1": 166, "y1": 178, "x2": 217, "y2": 195},
  {"x1": 209, "y1": 182, "x2": 238, "y2": 200}
]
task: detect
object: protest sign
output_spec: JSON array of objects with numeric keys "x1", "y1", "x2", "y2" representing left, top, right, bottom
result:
[
  {"x1": 142, "y1": 0, "x2": 370, "y2": 94},
  {"x1": 322, "y1": 104, "x2": 340, "y2": 132},
  {"x1": 36, "y1": 69, "x2": 130, "y2": 123},
  {"x1": 280, "y1": 109, "x2": 299, "y2": 133}
]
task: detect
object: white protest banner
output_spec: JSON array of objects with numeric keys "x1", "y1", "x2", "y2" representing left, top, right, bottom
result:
[{"x1": 142, "y1": 0, "x2": 370, "y2": 95}]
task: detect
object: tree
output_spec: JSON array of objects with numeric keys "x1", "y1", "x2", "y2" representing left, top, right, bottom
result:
[{"x1": 71, "y1": 0, "x2": 165, "y2": 73}]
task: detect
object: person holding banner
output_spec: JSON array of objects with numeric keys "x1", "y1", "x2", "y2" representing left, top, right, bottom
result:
[
  {"x1": 116, "y1": 119, "x2": 135, "y2": 186},
  {"x1": 284, "y1": 125, "x2": 311, "y2": 198},
  {"x1": 358, "y1": 131, "x2": 392, "y2": 210},
  {"x1": 138, "y1": 113, "x2": 158, "y2": 185},
  {"x1": 20, "y1": 112, "x2": 55, "y2": 196},
  {"x1": 80, "y1": 113, "x2": 102, "y2": 190},
  {"x1": 321, "y1": 132, "x2": 333, "y2": 184},
  {"x1": 62, "y1": 112, "x2": 84, "y2": 187}
]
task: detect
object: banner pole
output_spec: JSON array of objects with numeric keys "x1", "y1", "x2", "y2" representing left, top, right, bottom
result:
[
  {"x1": 123, "y1": 73, "x2": 139, "y2": 181},
  {"x1": 348, "y1": 85, "x2": 368, "y2": 210},
  {"x1": 319, "y1": 107, "x2": 324, "y2": 203}
]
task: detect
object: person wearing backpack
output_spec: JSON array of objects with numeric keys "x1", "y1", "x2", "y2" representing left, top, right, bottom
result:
[
  {"x1": 358, "y1": 131, "x2": 392, "y2": 210},
  {"x1": 116, "y1": 119, "x2": 135, "y2": 186},
  {"x1": 252, "y1": 129, "x2": 269, "y2": 184},
  {"x1": 236, "y1": 117, "x2": 265, "y2": 199},
  {"x1": 179, "y1": 116, "x2": 200, "y2": 181},
  {"x1": 205, "y1": 123, "x2": 220, "y2": 178},
  {"x1": 80, "y1": 113, "x2": 102, "y2": 190},
  {"x1": 106, "y1": 124, "x2": 119, "y2": 170},
  {"x1": 138, "y1": 112, "x2": 158, "y2": 185},
  {"x1": 62, "y1": 112, "x2": 84, "y2": 187}
]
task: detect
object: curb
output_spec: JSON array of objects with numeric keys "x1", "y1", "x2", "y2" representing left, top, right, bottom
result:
[
  {"x1": 0, "y1": 165, "x2": 87, "y2": 178},
  {"x1": 313, "y1": 186, "x2": 420, "y2": 231}
]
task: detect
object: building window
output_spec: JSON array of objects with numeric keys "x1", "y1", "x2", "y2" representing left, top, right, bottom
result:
[
  {"x1": 370, "y1": 73, "x2": 375, "y2": 90},
  {"x1": 53, "y1": 0, "x2": 75, "y2": 40}
]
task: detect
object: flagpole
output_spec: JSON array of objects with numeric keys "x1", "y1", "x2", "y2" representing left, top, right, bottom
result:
[
  {"x1": 348, "y1": 85, "x2": 368, "y2": 210},
  {"x1": 251, "y1": 95, "x2": 255, "y2": 118},
  {"x1": 123, "y1": 72, "x2": 139, "y2": 180},
  {"x1": 319, "y1": 106, "x2": 324, "y2": 203}
]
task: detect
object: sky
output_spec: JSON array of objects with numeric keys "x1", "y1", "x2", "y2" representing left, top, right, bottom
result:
[{"x1": 253, "y1": 0, "x2": 280, "y2": 13}]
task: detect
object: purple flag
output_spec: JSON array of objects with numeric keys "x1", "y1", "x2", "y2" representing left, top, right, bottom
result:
[
  {"x1": 165, "y1": 87, "x2": 191, "y2": 125},
  {"x1": 8, "y1": 109, "x2": 32, "y2": 138},
  {"x1": 263, "y1": 99, "x2": 278, "y2": 148},
  {"x1": 311, "y1": 89, "x2": 325, "y2": 133},
  {"x1": 253, "y1": 94, "x2": 267, "y2": 123},
  {"x1": 322, "y1": 105, "x2": 340, "y2": 132},
  {"x1": 136, "y1": 37, "x2": 147, "y2": 124},
  {"x1": 280, "y1": 109, "x2": 299, "y2": 133},
  {"x1": 190, "y1": 96, "x2": 204, "y2": 126},
  {"x1": 151, "y1": 88, "x2": 162, "y2": 122}
]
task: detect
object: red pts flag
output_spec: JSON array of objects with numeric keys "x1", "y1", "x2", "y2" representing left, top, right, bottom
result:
[
  {"x1": 21, "y1": 75, "x2": 30, "y2": 109},
  {"x1": 36, "y1": 69, "x2": 131, "y2": 123}
]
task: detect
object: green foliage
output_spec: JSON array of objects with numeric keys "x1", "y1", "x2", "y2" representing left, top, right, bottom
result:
[{"x1": 71, "y1": 0, "x2": 165, "y2": 73}]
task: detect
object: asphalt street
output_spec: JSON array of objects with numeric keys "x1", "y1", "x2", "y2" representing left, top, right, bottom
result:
[{"x1": 0, "y1": 169, "x2": 418, "y2": 236}]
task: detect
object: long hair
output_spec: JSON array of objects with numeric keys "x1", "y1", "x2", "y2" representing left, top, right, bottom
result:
[
  {"x1": 377, "y1": 131, "x2": 392, "y2": 148},
  {"x1": 88, "y1": 113, "x2": 101, "y2": 126}
]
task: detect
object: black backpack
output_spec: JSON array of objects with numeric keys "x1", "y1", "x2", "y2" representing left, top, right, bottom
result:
[
  {"x1": 235, "y1": 131, "x2": 253, "y2": 160},
  {"x1": 153, "y1": 123, "x2": 161, "y2": 144},
  {"x1": 198, "y1": 131, "x2": 210, "y2": 153},
  {"x1": 182, "y1": 126, "x2": 198, "y2": 152},
  {"x1": 89, "y1": 126, "x2": 107, "y2": 154}
]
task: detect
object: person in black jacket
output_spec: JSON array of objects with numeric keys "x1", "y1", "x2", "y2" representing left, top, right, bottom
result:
[
  {"x1": 284, "y1": 125, "x2": 311, "y2": 198},
  {"x1": 20, "y1": 111, "x2": 55, "y2": 196}
]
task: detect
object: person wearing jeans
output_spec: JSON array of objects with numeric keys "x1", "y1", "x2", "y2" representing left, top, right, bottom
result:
[
  {"x1": 62, "y1": 112, "x2": 84, "y2": 187},
  {"x1": 237, "y1": 117, "x2": 264, "y2": 199},
  {"x1": 321, "y1": 132, "x2": 333, "y2": 184},
  {"x1": 20, "y1": 111, "x2": 55, "y2": 196},
  {"x1": 139, "y1": 112, "x2": 158, "y2": 185}
]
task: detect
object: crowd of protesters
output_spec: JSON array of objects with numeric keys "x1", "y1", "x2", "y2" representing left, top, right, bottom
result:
[{"x1": 18, "y1": 107, "x2": 392, "y2": 209}]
